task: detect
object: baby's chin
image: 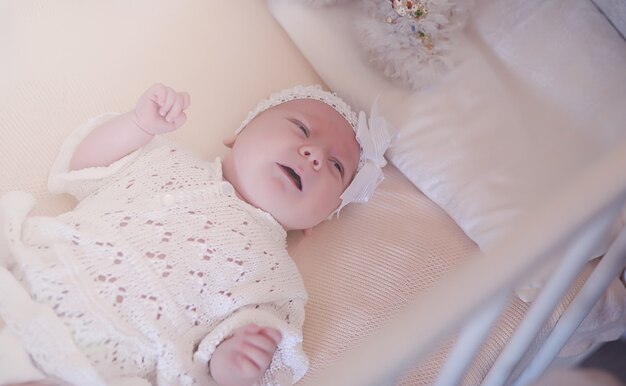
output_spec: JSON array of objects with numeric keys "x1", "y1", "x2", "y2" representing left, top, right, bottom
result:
[
  {"x1": 246, "y1": 188, "x2": 341, "y2": 231},
  {"x1": 273, "y1": 210, "x2": 331, "y2": 232},
  {"x1": 277, "y1": 218, "x2": 319, "y2": 232}
]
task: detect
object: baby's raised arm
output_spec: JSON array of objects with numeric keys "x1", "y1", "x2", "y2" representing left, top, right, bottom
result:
[{"x1": 69, "y1": 83, "x2": 190, "y2": 171}]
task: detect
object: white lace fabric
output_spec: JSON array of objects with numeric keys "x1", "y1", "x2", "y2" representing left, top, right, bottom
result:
[
  {"x1": 236, "y1": 85, "x2": 359, "y2": 139},
  {"x1": 0, "y1": 114, "x2": 308, "y2": 385}
]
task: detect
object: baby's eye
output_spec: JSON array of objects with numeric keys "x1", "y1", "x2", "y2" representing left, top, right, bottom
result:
[
  {"x1": 298, "y1": 124, "x2": 310, "y2": 137},
  {"x1": 290, "y1": 119, "x2": 310, "y2": 137},
  {"x1": 332, "y1": 160, "x2": 344, "y2": 177}
]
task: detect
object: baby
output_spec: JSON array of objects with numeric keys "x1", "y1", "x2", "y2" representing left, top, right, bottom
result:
[{"x1": 0, "y1": 83, "x2": 392, "y2": 386}]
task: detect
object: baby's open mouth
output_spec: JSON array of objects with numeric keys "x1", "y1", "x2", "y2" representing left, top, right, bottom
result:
[{"x1": 279, "y1": 164, "x2": 302, "y2": 191}]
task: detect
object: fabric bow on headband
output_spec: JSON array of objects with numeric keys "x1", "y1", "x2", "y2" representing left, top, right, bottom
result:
[{"x1": 333, "y1": 100, "x2": 394, "y2": 217}]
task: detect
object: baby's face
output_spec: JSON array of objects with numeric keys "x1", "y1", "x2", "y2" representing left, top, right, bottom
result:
[{"x1": 223, "y1": 99, "x2": 360, "y2": 230}]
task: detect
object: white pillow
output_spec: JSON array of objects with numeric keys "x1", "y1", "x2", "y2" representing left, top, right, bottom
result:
[{"x1": 269, "y1": 0, "x2": 626, "y2": 299}]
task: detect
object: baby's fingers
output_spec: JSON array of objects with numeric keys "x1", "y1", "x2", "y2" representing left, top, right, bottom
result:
[
  {"x1": 171, "y1": 111, "x2": 187, "y2": 130},
  {"x1": 235, "y1": 353, "x2": 263, "y2": 378},
  {"x1": 165, "y1": 92, "x2": 190, "y2": 123},
  {"x1": 146, "y1": 83, "x2": 167, "y2": 106},
  {"x1": 244, "y1": 330, "x2": 280, "y2": 354},
  {"x1": 158, "y1": 86, "x2": 177, "y2": 116},
  {"x1": 261, "y1": 327, "x2": 282, "y2": 346},
  {"x1": 239, "y1": 342, "x2": 274, "y2": 371}
]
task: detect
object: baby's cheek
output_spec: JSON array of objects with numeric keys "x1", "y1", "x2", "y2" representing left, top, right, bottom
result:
[{"x1": 319, "y1": 192, "x2": 343, "y2": 217}]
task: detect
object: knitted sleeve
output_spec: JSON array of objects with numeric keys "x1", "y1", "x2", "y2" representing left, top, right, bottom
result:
[
  {"x1": 193, "y1": 301, "x2": 308, "y2": 386},
  {"x1": 47, "y1": 113, "x2": 162, "y2": 201}
]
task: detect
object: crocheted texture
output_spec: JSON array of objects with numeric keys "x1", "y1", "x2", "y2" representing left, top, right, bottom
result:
[
  {"x1": 236, "y1": 84, "x2": 358, "y2": 135},
  {"x1": 1, "y1": 115, "x2": 308, "y2": 385},
  {"x1": 354, "y1": 0, "x2": 474, "y2": 90}
]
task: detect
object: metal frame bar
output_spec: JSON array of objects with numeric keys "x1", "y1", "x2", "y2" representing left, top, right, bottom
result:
[
  {"x1": 515, "y1": 226, "x2": 626, "y2": 386},
  {"x1": 482, "y1": 212, "x2": 618, "y2": 386},
  {"x1": 435, "y1": 294, "x2": 509, "y2": 386}
]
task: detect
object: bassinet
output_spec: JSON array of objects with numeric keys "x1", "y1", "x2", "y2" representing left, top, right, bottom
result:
[{"x1": 1, "y1": 1, "x2": 625, "y2": 385}]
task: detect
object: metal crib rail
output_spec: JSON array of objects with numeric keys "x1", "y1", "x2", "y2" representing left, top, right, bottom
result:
[
  {"x1": 299, "y1": 138, "x2": 626, "y2": 386},
  {"x1": 514, "y1": 227, "x2": 626, "y2": 386},
  {"x1": 482, "y1": 212, "x2": 620, "y2": 386},
  {"x1": 434, "y1": 293, "x2": 509, "y2": 386}
]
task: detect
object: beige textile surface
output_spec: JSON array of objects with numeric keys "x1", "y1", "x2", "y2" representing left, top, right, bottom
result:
[{"x1": 1, "y1": 1, "x2": 625, "y2": 385}]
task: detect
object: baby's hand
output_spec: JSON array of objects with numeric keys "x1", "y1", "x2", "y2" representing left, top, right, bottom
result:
[
  {"x1": 133, "y1": 83, "x2": 190, "y2": 135},
  {"x1": 210, "y1": 324, "x2": 282, "y2": 386}
]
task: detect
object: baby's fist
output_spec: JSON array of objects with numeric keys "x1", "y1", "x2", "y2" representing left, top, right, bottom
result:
[
  {"x1": 134, "y1": 83, "x2": 190, "y2": 135},
  {"x1": 210, "y1": 324, "x2": 282, "y2": 386}
]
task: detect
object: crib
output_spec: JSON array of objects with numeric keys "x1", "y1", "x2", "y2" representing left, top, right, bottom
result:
[{"x1": 1, "y1": 0, "x2": 626, "y2": 385}]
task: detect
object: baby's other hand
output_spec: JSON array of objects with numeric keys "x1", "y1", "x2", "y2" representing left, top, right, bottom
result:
[
  {"x1": 134, "y1": 83, "x2": 190, "y2": 135},
  {"x1": 210, "y1": 323, "x2": 282, "y2": 386}
]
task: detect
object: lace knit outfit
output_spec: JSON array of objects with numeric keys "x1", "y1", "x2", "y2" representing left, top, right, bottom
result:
[{"x1": 0, "y1": 114, "x2": 308, "y2": 386}]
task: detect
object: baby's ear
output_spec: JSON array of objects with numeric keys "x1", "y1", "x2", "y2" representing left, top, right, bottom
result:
[
  {"x1": 222, "y1": 134, "x2": 237, "y2": 148},
  {"x1": 302, "y1": 228, "x2": 313, "y2": 236}
]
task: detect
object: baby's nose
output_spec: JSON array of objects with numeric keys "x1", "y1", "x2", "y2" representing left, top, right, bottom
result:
[{"x1": 299, "y1": 146, "x2": 323, "y2": 171}]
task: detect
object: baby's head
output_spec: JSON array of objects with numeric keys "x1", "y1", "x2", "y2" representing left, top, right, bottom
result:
[{"x1": 222, "y1": 85, "x2": 392, "y2": 231}]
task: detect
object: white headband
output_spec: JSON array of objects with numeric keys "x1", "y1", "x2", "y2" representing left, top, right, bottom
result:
[{"x1": 236, "y1": 85, "x2": 394, "y2": 217}]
